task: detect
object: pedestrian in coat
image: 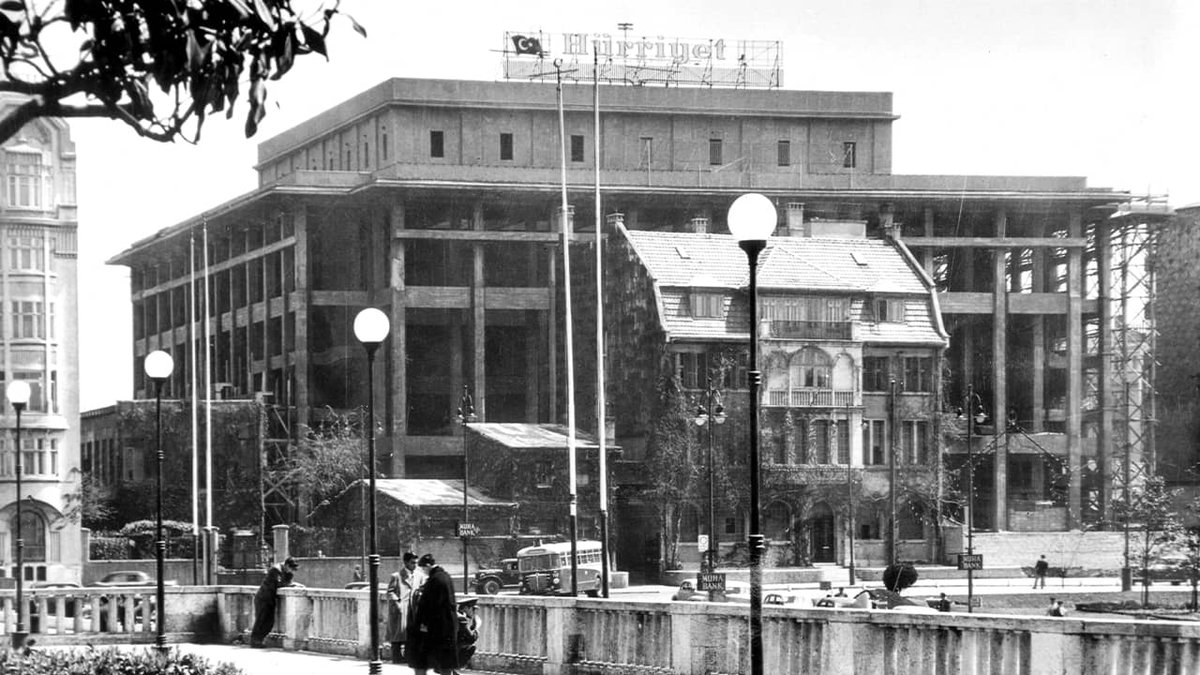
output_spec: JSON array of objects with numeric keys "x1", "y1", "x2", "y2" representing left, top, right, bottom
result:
[
  {"x1": 409, "y1": 553, "x2": 459, "y2": 675},
  {"x1": 1033, "y1": 554, "x2": 1049, "y2": 589},
  {"x1": 387, "y1": 552, "x2": 420, "y2": 663},
  {"x1": 250, "y1": 557, "x2": 299, "y2": 647}
]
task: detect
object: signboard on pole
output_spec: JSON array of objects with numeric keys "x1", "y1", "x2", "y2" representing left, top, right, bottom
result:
[
  {"x1": 698, "y1": 534, "x2": 709, "y2": 552},
  {"x1": 698, "y1": 572, "x2": 726, "y2": 592},
  {"x1": 456, "y1": 522, "x2": 478, "y2": 538},
  {"x1": 957, "y1": 553, "x2": 983, "y2": 570}
]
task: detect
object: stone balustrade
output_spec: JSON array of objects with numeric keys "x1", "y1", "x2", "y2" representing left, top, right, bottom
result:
[{"x1": 8, "y1": 585, "x2": 1200, "y2": 673}]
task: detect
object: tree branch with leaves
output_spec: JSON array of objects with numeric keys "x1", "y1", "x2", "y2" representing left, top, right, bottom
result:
[{"x1": 0, "y1": 0, "x2": 364, "y2": 144}]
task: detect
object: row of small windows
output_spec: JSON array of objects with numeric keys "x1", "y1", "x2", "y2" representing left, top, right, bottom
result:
[
  {"x1": 426, "y1": 131, "x2": 856, "y2": 169},
  {"x1": 767, "y1": 418, "x2": 930, "y2": 466}
]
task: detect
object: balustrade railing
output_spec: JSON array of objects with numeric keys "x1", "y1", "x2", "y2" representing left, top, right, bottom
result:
[
  {"x1": 9, "y1": 584, "x2": 1200, "y2": 673},
  {"x1": 766, "y1": 389, "x2": 854, "y2": 407}
]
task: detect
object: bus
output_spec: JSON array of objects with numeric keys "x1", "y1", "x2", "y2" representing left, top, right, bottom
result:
[{"x1": 516, "y1": 540, "x2": 604, "y2": 597}]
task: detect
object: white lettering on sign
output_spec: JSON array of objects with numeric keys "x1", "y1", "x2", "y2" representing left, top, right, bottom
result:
[{"x1": 561, "y1": 34, "x2": 728, "y2": 63}]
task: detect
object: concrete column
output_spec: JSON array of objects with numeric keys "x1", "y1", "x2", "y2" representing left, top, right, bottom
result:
[
  {"x1": 992, "y1": 209, "x2": 1008, "y2": 530},
  {"x1": 473, "y1": 201, "x2": 486, "y2": 419},
  {"x1": 388, "y1": 204, "x2": 408, "y2": 476},
  {"x1": 271, "y1": 524, "x2": 290, "y2": 563},
  {"x1": 293, "y1": 208, "x2": 310, "y2": 429},
  {"x1": 203, "y1": 525, "x2": 219, "y2": 585},
  {"x1": 1030, "y1": 631, "x2": 1082, "y2": 675},
  {"x1": 547, "y1": 243, "x2": 558, "y2": 423},
  {"x1": 669, "y1": 612, "x2": 693, "y2": 673},
  {"x1": 1031, "y1": 221, "x2": 1046, "y2": 432},
  {"x1": 1096, "y1": 220, "x2": 1114, "y2": 522},
  {"x1": 1067, "y1": 209, "x2": 1084, "y2": 529},
  {"x1": 820, "y1": 621, "x2": 857, "y2": 675}
]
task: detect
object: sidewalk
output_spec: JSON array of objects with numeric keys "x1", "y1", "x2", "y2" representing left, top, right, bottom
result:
[{"x1": 51, "y1": 643, "x2": 488, "y2": 675}]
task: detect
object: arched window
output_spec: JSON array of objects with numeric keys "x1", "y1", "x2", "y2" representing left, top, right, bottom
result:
[
  {"x1": 790, "y1": 348, "x2": 831, "y2": 389},
  {"x1": 10, "y1": 510, "x2": 45, "y2": 562},
  {"x1": 764, "y1": 501, "x2": 790, "y2": 541}
]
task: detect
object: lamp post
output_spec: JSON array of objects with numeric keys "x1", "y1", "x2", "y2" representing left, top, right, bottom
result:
[
  {"x1": 728, "y1": 193, "x2": 775, "y2": 675},
  {"x1": 962, "y1": 384, "x2": 986, "y2": 614},
  {"x1": 694, "y1": 378, "x2": 725, "y2": 579},
  {"x1": 144, "y1": 350, "x2": 174, "y2": 652},
  {"x1": 354, "y1": 308, "x2": 390, "y2": 675},
  {"x1": 457, "y1": 385, "x2": 477, "y2": 595},
  {"x1": 6, "y1": 379, "x2": 29, "y2": 650}
]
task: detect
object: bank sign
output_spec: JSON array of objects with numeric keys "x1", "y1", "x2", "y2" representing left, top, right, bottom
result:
[{"x1": 502, "y1": 31, "x2": 783, "y2": 89}]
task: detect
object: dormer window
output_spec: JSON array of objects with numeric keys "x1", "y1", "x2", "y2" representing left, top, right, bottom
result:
[
  {"x1": 690, "y1": 291, "x2": 723, "y2": 318},
  {"x1": 873, "y1": 298, "x2": 905, "y2": 323}
]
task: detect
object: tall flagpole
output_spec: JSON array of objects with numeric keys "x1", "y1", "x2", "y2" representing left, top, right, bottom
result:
[
  {"x1": 555, "y1": 59, "x2": 580, "y2": 595},
  {"x1": 592, "y1": 44, "x2": 610, "y2": 598},
  {"x1": 202, "y1": 220, "x2": 214, "y2": 583},
  {"x1": 189, "y1": 232, "x2": 200, "y2": 585}
]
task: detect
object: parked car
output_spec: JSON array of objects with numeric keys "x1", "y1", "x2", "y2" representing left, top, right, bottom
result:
[
  {"x1": 95, "y1": 571, "x2": 153, "y2": 587},
  {"x1": 343, "y1": 581, "x2": 386, "y2": 591},
  {"x1": 474, "y1": 558, "x2": 521, "y2": 595},
  {"x1": 29, "y1": 581, "x2": 84, "y2": 621},
  {"x1": 1133, "y1": 554, "x2": 1195, "y2": 585}
]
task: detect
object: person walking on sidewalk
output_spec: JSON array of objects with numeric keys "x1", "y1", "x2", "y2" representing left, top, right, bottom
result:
[{"x1": 1033, "y1": 554, "x2": 1049, "y2": 589}]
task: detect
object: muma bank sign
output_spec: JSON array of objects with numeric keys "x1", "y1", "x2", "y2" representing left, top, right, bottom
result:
[{"x1": 502, "y1": 30, "x2": 783, "y2": 89}]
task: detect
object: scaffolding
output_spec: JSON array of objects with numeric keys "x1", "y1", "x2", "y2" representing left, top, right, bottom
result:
[{"x1": 1086, "y1": 194, "x2": 1173, "y2": 526}]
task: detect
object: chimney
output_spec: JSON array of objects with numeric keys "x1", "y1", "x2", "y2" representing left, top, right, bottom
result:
[
  {"x1": 786, "y1": 202, "x2": 806, "y2": 237},
  {"x1": 688, "y1": 216, "x2": 710, "y2": 234},
  {"x1": 606, "y1": 212, "x2": 625, "y2": 228},
  {"x1": 879, "y1": 203, "x2": 901, "y2": 240}
]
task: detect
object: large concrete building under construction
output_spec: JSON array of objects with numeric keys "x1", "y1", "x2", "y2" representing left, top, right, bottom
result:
[{"x1": 106, "y1": 73, "x2": 1163, "y2": 570}]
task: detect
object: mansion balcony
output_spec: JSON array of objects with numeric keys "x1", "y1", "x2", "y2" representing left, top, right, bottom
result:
[{"x1": 766, "y1": 389, "x2": 855, "y2": 408}]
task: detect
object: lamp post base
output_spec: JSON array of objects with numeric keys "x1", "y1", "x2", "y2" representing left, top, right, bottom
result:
[
  {"x1": 368, "y1": 659, "x2": 382, "y2": 674},
  {"x1": 10, "y1": 630, "x2": 27, "y2": 650}
]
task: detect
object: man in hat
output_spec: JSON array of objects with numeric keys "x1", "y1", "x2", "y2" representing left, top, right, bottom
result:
[
  {"x1": 409, "y1": 554, "x2": 458, "y2": 674},
  {"x1": 455, "y1": 597, "x2": 481, "y2": 669},
  {"x1": 250, "y1": 556, "x2": 299, "y2": 647}
]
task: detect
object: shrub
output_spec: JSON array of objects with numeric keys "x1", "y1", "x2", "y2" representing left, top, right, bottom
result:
[{"x1": 0, "y1": 646, "x2": 247, "y2": 674}]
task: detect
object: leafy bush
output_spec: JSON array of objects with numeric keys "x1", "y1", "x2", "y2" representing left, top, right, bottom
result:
[{"x1": 0, "y1": 646, "x2": 246, "y2": 674}]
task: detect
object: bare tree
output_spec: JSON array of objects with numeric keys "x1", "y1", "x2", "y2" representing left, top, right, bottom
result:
[{"x1": 0, "y1": 0, "x2": 363, "y2": 143}]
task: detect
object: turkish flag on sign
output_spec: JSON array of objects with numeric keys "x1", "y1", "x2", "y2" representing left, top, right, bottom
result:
[{"x1": 511, "y1": 35, "x2": 544, "y2": 56}]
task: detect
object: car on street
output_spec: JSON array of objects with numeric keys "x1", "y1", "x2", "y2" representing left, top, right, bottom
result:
[
  {"x1": 95, "y1": 571, "x2": 153, "y2": 587},
  {"x1": 29, "y1": 581, "x2": 84, "y2": 620},
  {"x1": 343, "y1": 581, "x2": 387, "y2": 591},
  {"x1": 1133, "y1": 554, "x2": 1195, "y2": 585},
  {"x1": 474, "y1": 558, "x2": 521, "y2": 595}
]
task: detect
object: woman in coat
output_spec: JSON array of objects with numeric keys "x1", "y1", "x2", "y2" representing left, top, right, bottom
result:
[{"x1": 409, "y1": 553, "x2": 458, "y2": 675}]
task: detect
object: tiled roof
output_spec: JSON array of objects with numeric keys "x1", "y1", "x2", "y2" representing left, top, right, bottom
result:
[
  {"x1": 623, "y1": 230, "x2": 928, "y2": 294},
  {"x1": 623, "y1": 230, "x2": 946, "y2": 346},
  {"x1": 368, "y1": 478, "x2": 517, "y2": 508},
  {"x1": 467, "y1": 423, "x2": 602, "y2": 450}
]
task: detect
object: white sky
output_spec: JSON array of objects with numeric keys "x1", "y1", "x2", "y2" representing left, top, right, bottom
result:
[{"x1": 74, "y1": 0, "x2": 1200, "y2": 410}]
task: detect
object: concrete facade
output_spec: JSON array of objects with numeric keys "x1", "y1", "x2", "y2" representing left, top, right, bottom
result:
[{"x1": 104, "y1": 77, "x2": 1132, "y2": 566}]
